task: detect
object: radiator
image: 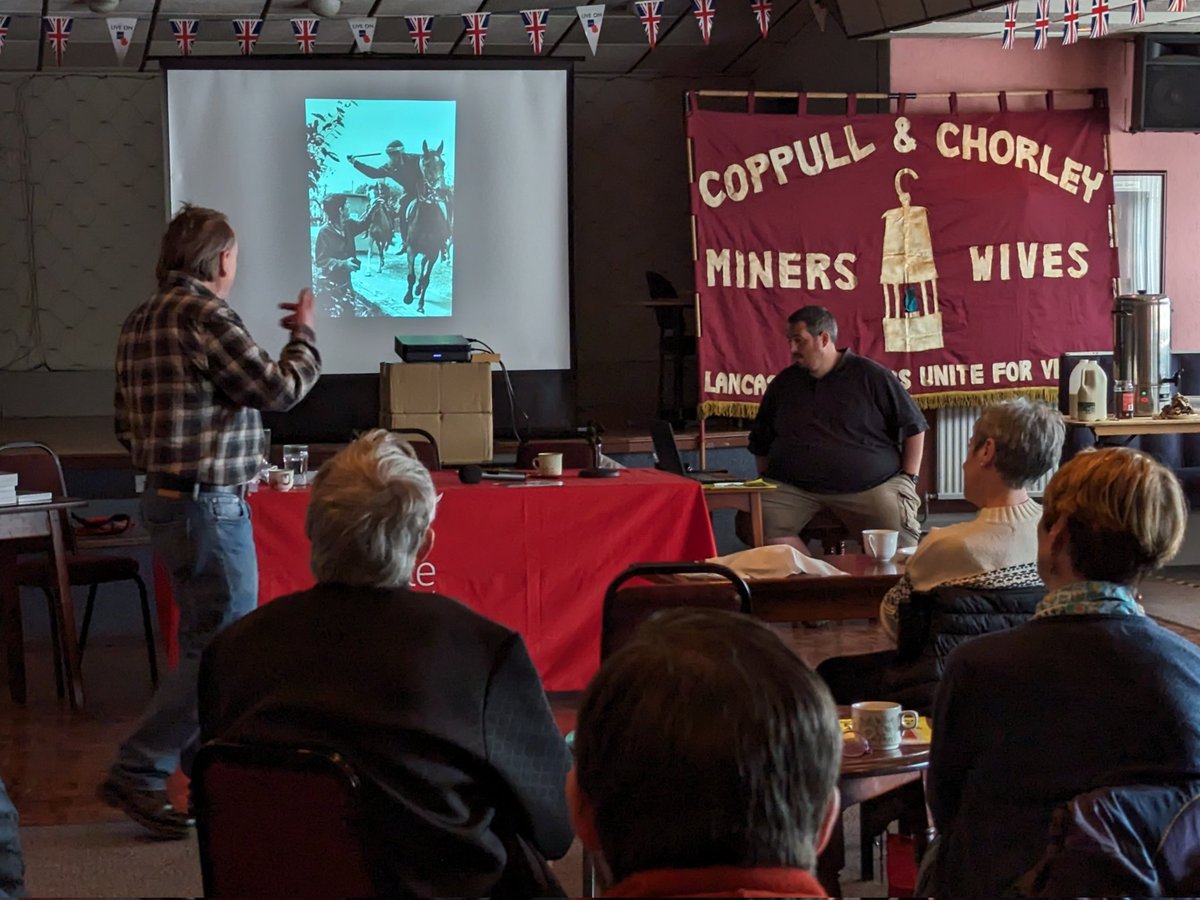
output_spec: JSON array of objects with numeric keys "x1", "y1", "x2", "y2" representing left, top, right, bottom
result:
[{"x1": 935, "y1": 406, "x2": 1055, "y2": 499}]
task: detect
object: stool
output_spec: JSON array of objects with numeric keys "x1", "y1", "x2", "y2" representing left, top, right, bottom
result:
[{"x1": 801, "y1": 509, "x2": 849, "y2": 555}]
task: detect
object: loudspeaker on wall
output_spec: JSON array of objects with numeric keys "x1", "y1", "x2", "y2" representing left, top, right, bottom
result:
[{"x1": 1133, "y1": 34, "x2": 1200, "y2": 132}]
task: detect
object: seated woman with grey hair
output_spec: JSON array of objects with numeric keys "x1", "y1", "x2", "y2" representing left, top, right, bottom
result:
[
  {"x1": 817, "y1": 398, "x2": 1064, "y2": 711},
  {"x1": 925, "y1": 447, "x2": 1200, "y2": 896},
  {"x1": 198, "y1": 429, "x2": 572, "y2": 898}
]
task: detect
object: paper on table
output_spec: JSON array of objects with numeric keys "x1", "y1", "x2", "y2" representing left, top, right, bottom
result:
[{"x1": 704, "y1": 545, "x2": 847, "y2": 579}]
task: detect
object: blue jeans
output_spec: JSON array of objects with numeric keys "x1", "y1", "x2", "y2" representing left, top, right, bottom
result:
[{"x1": 110, "y1": 488, "x2": 257, "y2": 792}]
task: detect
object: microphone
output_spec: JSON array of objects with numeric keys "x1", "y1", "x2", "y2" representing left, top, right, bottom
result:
[{"x1": 458, "y1": 465, "x2": 527, "y2": 484}]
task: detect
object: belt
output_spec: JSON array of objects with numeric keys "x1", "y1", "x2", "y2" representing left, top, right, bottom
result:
[{"x1": 146, "y1": 473, "x2": 250, "y2": 498}]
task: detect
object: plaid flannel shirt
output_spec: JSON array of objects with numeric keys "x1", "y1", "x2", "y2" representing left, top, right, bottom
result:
[{"x1": 114, "y1": 272, "x2": 322, "y2": 485}]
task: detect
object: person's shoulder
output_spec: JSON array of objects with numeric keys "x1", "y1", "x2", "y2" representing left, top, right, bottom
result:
[
  {"x1": 845, "y1": 349, "x2": 900, "y2": 382},
  {"x1": 904, "y1": 521, "x2": 978, "y2": 577}
]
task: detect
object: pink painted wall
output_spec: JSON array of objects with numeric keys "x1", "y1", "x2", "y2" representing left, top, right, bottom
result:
[{"x1": 891, "y1": 38, "x2": 1200, "y2": 346}]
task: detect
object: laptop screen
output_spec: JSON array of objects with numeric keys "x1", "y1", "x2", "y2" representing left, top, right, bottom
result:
[{"x1": 649, "y1": 420, "x2": 687, "y2": 475}]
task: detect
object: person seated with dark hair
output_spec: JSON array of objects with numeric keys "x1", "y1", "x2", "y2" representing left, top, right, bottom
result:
[
  {"x1": 569, "y1": 608, "x2": 841, "y2": 898},
  {"x1": 199, "y1": 429, "x2": 572, "y2": 898},
  {"x1": 924, "y1": 446, "x2": 1200, "y2": 897},
  {"x1": 817, "y1": 398, "x2": 1063, "y2": 711}
]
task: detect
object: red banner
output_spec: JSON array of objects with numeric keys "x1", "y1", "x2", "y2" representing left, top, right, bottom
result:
[{"x1": 687, "y1": 99, "x2": 1116, "y2": 414}]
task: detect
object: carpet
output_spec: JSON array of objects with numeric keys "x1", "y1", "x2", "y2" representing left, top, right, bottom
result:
[{"x1": 1145, "y1": 567, "x2": 1200, "y2": 632}]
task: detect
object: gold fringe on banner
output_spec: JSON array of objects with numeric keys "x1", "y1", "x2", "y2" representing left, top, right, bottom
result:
[{"x1": 701, "y1": 387, "x2": 1059, "y2": 420}]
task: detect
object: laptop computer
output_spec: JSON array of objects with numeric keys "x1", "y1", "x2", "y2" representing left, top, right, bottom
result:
[{"x1": 649, "y1": 420, "x2": 736, "y2": 484}]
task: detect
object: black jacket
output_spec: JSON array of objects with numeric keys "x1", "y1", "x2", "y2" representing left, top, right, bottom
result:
[
  {"x1": 199, "y1": 583, "x2": 573, "y2": 898},
  {"x1": 882, "y1": 585, "x2": 1043, "y2": 713}
]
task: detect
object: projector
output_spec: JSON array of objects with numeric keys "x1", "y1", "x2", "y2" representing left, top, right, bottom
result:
[{"x1": 394, "y1": 334, "x2": 472, "y2": 363}]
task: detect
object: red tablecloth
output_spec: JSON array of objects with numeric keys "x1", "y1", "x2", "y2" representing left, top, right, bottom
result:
[{"x1": 155, "y1": 468, "x2": 716, "y2": 691}]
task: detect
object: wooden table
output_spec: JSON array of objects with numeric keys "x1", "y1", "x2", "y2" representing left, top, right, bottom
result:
[
  {"x1": 1066, "y1": 414, "x2": 1200, "y2": 436},
  {"x1": 752, "y1": 553, "x2": 904, "y2": 623},
  {"x1": 0, "y1": 497, "x2": 88, "y2": 708},
  {"x1": 701, "y1": 482, "x2": 775, "y2": 547}
]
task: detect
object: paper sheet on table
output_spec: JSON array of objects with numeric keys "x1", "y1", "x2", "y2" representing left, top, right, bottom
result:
[{"x1": 704, "y1": 545, "x2": 847, "y2": 579}]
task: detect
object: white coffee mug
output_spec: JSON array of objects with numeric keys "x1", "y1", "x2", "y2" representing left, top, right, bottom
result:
[
  {"x1": 533, "y1": 452, "x2": 564, "y2": 477},
  {"x1": 851, "y1": 701, "x2": 920, "y2": 751},
  {"x1": 862, "y1": 528, "x2": 899, "y2": 561},
  {"x1": 268, "y1": 467, "x2": 294, "y2": 491}
]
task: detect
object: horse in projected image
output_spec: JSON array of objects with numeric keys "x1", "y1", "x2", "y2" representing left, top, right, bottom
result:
[
  {"x1": 403, "y1": 140, "x2": 452, "y2": 314},
  {"x1": 363, "y1": 184, "x2": 396, "y2": 274}
]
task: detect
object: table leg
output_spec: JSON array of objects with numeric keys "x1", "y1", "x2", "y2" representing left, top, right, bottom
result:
[
  {"x1": 0, "y1": 543, "x2": 26, "y2": 704},
  {"x1": 48, "y1": 512, "x2": 85, "y2": 709},
  {"x1": 749, "y1": 492, "x2": 764, "y2": 547}
]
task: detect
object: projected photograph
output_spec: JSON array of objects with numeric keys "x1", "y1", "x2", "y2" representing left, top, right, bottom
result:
[{"x1": 306, "y1": 98, "x2": 457, "y2": 318}]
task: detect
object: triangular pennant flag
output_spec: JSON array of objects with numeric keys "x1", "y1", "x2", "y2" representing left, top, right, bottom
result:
[
  {"x1": 1062, "y1": 0, "x2": 1080, "y2": 43},
  {"x1": 577, "y1": 5, "x2": 605, "y2": 55},
  {"x1": 170, "y1": 19, "x2": 198, "y2": 56},
  {"x1": 0, "y1": 16, "x2": 11, "y2": 56},
  {"x1": 107, "y1": 17, "x2": 137, "y2": 64},
  {"x1": 462, "y1": 13, "x2": 490, "y2": 56},
  {"x1": 349, "y1": 18, "x2": 376, "y2": 53},
  {"x1": 692, "y1": 0, "x2": 716, "y2": 43},
  {"x1": 522, "y1": 9, "x2": 549, "y2": 55},
  {"x1": 809, "y1": 0, "x2": 827, "y2": 30},
  {"x1": 233, "y1": 18, "x2": 262, "y2": 56},
  {"x1": 1033, "y1": 0, "x2": 1050, "y2": 47},
  {"x1": 44, "y1": 17, "x2": 72, "y2": 66},
  {"x1": 1001, "y1": 1, "x2": 1017, "y2": 47},
  {"x1": 1130, "y1": 0, "x2": 1146, "y2": 23},
  {"x1": 1089, "y1": 0, "x2": 1109, "y2": 36},
  {"x1": 752, "y1": 0, "x2": 772, "y2": 37},
  {"x1": 291, "y1": 17, "x2": 319, "y2": 53},
  {"x1": 406, "y1": 16, "x2": 433, "y2": 54},
  {"x1": 635, "y1": 0, "x2": 663, "y2": 47},
  {"x1": 1169, "y1": 0, "x2": 1187, "y2": 12}
]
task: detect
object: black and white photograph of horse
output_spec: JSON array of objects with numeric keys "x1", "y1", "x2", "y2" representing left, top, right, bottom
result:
[{"x1": 306, "y1": 97, "x2": 456, "y2": 318}]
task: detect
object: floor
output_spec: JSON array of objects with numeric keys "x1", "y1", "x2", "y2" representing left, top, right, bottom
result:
[{"x1": 3, "y1": 574, "x2": 1199, "y2": 896}]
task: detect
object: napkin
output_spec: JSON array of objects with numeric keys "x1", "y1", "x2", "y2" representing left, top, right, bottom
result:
[{"x1": 706, "y1": 545, "x2": 846, "y2": 579}]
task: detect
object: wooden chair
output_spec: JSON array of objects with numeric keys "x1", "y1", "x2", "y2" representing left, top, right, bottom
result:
[
  {"x1": 1, "y1": 442, "x2": 157, "y2": 695},
  {"x1": 515, "y1": 438, "x2": 598, "y2": 470},
  {"x1": 191, "y1": 741, "x2": 376, "y2": 898},
  {"x1": 387, "y1": 427, "x2": 441, "y2": 471}
]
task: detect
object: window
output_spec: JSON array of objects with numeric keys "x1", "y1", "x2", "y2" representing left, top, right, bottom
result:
[{"x1": 1113, "y1": 172, "x2": 1166, "y2": 296}]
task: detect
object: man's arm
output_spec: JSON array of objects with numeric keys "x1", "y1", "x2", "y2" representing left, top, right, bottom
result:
[
  {"x1": 201, "y1": 289, "x2": 322, "y2": 413},
  {"x1": 113, "y1": 379, "x2": 132, "y2": 452},
  {"x1": 349, "y1": 157, "x2": 390, "y2": 180},
  {"x1": 482, "y1": 633, "x2": 574, "y2": 860},
  {"x1": 747, "y1": 379, "x2": 780, "y2": 476},
  {"x1": 901, "y1": 431, "x2": 924, "y2": 479}
]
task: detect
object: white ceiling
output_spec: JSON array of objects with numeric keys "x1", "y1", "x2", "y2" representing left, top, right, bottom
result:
[
  {"x1": 0, "y1": 0, "x2": 820, "y2": 75},
  {"x1": 885, "y1": 0, "x2": 1200, "y2": 39}
]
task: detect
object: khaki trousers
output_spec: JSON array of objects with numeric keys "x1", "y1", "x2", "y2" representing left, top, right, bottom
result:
[{"x1": 760, "y1": 474, "x2": 921, "y2": 548}]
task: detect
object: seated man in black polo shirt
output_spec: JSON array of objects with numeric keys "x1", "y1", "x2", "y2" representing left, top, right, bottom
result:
[{"x1": 748, "y1": 305, "x2": 927, "y2": 548}]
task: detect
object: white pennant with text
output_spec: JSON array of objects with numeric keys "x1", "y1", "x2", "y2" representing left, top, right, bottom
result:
[
  {"x1": 107, "y1": 17, "x2": 137, "y2": 64},
  {"x1": 577, "y1": 4, "x2": 605, "y2": 55},
  {"x1": 349, "y1": 18, "x2": 376, "y2": 53}
]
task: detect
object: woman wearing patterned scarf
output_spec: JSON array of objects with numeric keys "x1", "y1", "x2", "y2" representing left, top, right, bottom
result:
[{"x1": 924, "y1": 447, "x2": 1200, "y2": 898}]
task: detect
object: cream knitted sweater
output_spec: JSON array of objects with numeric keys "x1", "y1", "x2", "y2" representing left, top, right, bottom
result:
[{"x1": 880, "y1": 498, "x2": 1044, "y2": 641}]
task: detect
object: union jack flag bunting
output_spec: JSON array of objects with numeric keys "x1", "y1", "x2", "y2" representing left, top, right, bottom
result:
[
  {"x1": 1089, "y1": 1, "x2": 1109, "y2": 37},
  {"x1": 1169, "y1": 0, "x2": 1187, "y2": 12},
  {"x1": 44, "y1": 17, "x2": 72, "y2": 66},
  {"x1": 463, "y1": 13, "x2": 489, "y2": 56},
  {"x1": 1001, "y1": 1, "x2": 1017, "y2": 48},
  {"x1": 1130, "y1": 0, "x2": 1146, "y2": 23},
  {"x1": 291, "y1": 18, "x2": 319, "y2": 53},
  {"x1": 0, "y1": 16, "x2": 9, "y2": 56},
  {"x1": 521, "y1": 9, "x2": 548, "y2": 55},
  {"x1": 692, "y1": 0, "x2": 716, "y2": 44},
  {"x1": 636, "y1": 0, "x2": 663, "y2": 47},
  {"x1": 751, "y1": 0, "x2": 772, "y2": 36},
  {"x1": 1033, "y1": 0, "x2": 1050, "y2": 48},
  {"x1": 170, "y1": 19, "x2": 197, "y2": 55},
  {"x1": 1061, "y1": 0, "x2": 1080, "y2": 44},
  {"x1": 406, "y1": 15, "x2": 433, "y2": 54},
  {"x1": 233, "y1": 18, "x2": 262, "y2": 56}
]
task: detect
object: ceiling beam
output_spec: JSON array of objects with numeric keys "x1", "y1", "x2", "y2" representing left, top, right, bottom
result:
[{"x1": 138, "y1": 0, "x2": 164, "y2": 73}]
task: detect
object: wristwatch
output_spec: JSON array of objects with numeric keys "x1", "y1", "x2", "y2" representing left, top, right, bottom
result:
[{"x1": 905, "y1": 472, "x2": 919, "y2": 485}]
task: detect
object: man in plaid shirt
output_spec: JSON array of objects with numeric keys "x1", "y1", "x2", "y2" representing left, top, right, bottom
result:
[{"x1": 102, "y1": 205, "x2": 321, "y2": 839}]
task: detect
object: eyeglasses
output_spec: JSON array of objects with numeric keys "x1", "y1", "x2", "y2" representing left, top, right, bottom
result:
[{"x1": 842, "y1": 729, "x2": 870, "y2": 758}]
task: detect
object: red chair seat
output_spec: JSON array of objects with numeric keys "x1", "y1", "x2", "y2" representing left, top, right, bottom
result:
[{"x1": 16, "y1": 553, "x2": 141, "y2": 587}]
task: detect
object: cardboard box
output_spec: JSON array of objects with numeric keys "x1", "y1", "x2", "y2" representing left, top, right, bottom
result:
[
  {"x1": 439, "y1": 412, "x2": 494, "y2": 465},
  {"x1": 379, "y1": 360, "x2": 493, "y2": 415}
]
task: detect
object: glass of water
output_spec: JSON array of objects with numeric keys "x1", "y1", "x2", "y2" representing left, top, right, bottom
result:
[{"x1": 282, "y1": 444, "x2": 310, "y2": 483}]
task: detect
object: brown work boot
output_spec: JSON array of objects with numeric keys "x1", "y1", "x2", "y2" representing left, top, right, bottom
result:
[{"x1": 99, "y1": 777, "x2": 194, "y2": 840}]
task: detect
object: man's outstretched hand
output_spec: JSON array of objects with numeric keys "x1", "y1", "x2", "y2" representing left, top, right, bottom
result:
[{"x1": 279, "y1": 288, "x2": 315, "y2": 335}]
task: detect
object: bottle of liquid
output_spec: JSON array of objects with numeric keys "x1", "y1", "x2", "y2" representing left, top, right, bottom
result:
[
  {"x1": 1115, "y1": 379, "x2": 1135, "y2": 419},
  {"x1": 1068, "y1": 359, "x2": 1091, "y2": 420},
  {"x1": 1077, "y1": 361, "x2": 1109, "y2": 422}
]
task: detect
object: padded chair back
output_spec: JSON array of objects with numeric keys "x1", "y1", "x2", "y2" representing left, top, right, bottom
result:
[
  {"x1": 0, "y1": 442, "x2": 73, "y2": 553},
  {"x1": 192, "y1": 741, "x2": 377, "y2": 899},
  {"x1": 601, "y1": 562, "x2": 752, "y2": 660},
  {"x1": 515, "y1": 438, "x2": 598, "y2": 470},
  {"x1": 1018, "y1": 781, "x2": 1200, "y2": 897},
  {"x1": 387, "y1": 427, "x2": 441, "y2": 471}
]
